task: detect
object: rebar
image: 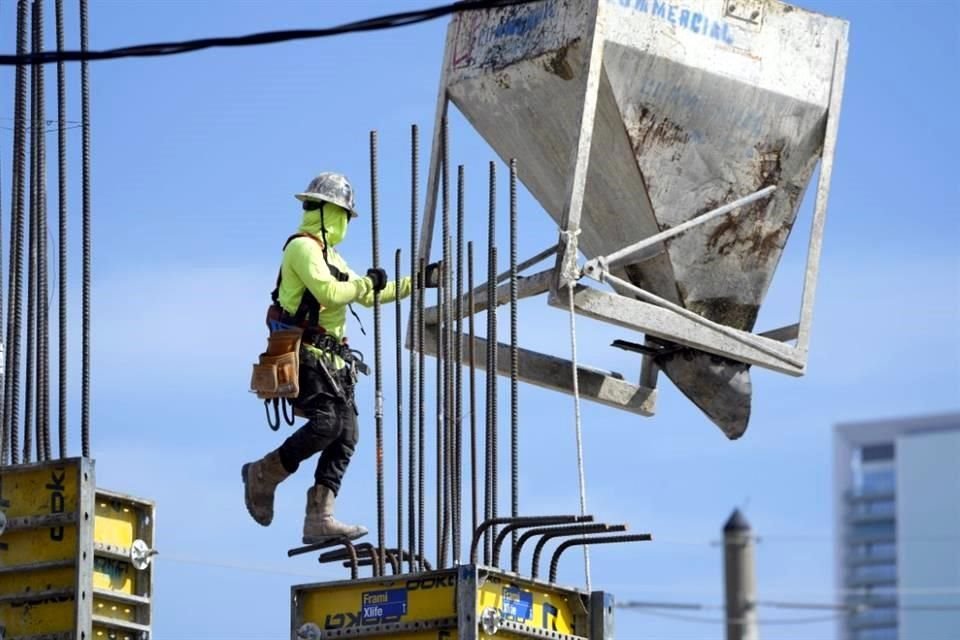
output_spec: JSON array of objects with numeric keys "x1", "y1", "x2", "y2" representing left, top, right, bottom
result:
[
  {"x1": 467, "y1": 241, "x2": 478, "y2": 543},
  {"x1": 512, "y1": 523, "x2": 607, "y2": 574},
  {"x1": 439, "y1": 116, "x2": 451, "y2": 568},
  {"x1": 492, "y1": 515, "x2": 593, "y2": 568},
  {"x1": 369, "y1": 130, "x2": 386, "y2": 577},
  {"x1": 509, "y1": 158, "x2": 519, "y2": 551},
  {"x1": 417, "y1": 257, "x2": 426, "y2": 571},
  {"x1": 317, "y1": 541, "x2": 359, "y2": 580},
  {"x1": 80, "y1": 0, "x2": 91, "y2": 458},
  {"x1": 36, "y1": 0, "x2": 50, "y2": 461},
  {"x1": 4, "y1": 0, "x2": 29, "y2": 466},
  {"x1": 56, "y1": 0, "x2": 67, "y2": 459},
  {"x1": 25, "y1": 0, "x2": 39, "y2": 462},
  {"x1": 548, "y1": 534, "x2": 653, "y2": 583},
  {"x1": 394, "y1": 248, "x2": 403, "y2": 569},
  {"x1": 531, "y1": 524, "x2": 628, "y2": 580},
  {"x1": 484, "y1": 161, "x2": 498, "y2": 563},
  {"x1": 435, "y1": 280, "x2": 444, "y2": 567},
  {"x1": 407, "y1": 124, "x2": 419, "y2": 572},
  {"x1": 470, "y1": 515, "x2": 589, "y2": 566},
  {"x1": 354, "y1": 543, "x2": 382, "y2": 578},
  {"x1": 454, "y1": 164, "x2": 465, "y2": 563}
]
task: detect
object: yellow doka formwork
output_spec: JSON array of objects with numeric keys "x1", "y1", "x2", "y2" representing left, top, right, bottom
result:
[
  {"x1": 0, "y1": 458, "x2": 156, "y2": 640},
  {"x1": 292, "y1": 566, "x2": 615, "y2": 640}
]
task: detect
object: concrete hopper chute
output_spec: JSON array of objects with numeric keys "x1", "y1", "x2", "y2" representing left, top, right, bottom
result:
[{"x1": 420, "y1": 0, "x2": 849, "y2": 439}]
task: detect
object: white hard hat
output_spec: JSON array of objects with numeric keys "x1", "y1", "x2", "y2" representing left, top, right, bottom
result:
[{"x1": 295, "y1": 172, "x2": 359, "y2": 218}]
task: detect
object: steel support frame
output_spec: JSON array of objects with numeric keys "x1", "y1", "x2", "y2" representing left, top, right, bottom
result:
[{"x1": 418, "y1": 1, "x2": 847, "y2": 406}]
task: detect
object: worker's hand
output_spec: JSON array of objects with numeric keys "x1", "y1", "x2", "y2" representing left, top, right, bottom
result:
[
  {"x1": 366, "y1": 268, "x2": 388, "y2": 293},
  {"x1": 420, "y1": 261, "x2": 443, "y2": 289}
]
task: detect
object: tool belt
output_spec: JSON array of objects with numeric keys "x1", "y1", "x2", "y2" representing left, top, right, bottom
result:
[{"x1": 254, "y1": 305, "x2": 368, "y2": 429}]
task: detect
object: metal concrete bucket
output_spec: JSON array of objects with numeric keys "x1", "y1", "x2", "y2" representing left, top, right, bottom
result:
[{"x1": 426, "y1": 0, "x2": 849, "y2": 437}]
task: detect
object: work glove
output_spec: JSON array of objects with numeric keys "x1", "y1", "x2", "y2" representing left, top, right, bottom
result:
[
  {"x1": 420, "y1": 261, "x2": 443, "y2": 289},
  {"x1": 366, "y1": 267, "x2": 388, "y2": 293}
]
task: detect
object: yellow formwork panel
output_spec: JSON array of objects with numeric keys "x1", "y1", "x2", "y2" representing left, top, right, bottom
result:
[
  {"x1": 0, "y1": 525, "x2": 78, "y2": 565},
  {"x1": 477, "y1": 573, "x2": 579, "y2": 637},
  {"x1": 297, "y1": 569, "x2": 457, "y2": 637},
  {"x1": 0, "y1": 459, "x2": 155, "y2": 638},
  {"x1": 92, "y1": 625, "x2": 141, "y2": 640},
  {"x1": 91, "y1": 489, "x2": 156, "y2": 633},
  {"x1": 93, "y1": 596, "x2": 137, "y2": 622},
  {"x1": 0, "y1": 598, "x2": 76, "y2": 637},
  {"x1": 94, "y1": 496, "x2": 140, "y2": 550},
  {"x1": 293, "y1": 566, "x2": 591, "y2": 640},
  {"x1": 0, "y1": 458, "x2": 90, "y2": 637}
]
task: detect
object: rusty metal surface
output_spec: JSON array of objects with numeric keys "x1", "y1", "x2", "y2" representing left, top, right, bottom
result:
[{"x1": 437, "y1": 0, "x2": 848, "y2": 435}]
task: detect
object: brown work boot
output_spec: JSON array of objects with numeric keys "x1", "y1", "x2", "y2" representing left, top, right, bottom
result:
[
  {"x1": 302, "y1": 485, "x2": 368, "y2": 543},
  {"x1": 241, "y1": 450, "x2": 290, "y2": 526}
]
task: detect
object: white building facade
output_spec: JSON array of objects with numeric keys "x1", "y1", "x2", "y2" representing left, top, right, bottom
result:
[{"x1": 834, "y1": 413, "x2": 960, "y2": 640}]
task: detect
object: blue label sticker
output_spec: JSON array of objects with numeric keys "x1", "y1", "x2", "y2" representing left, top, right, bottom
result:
[
  {"x1": 502, "y1": 586, "x2": 533, "y2": 621},
  {"x1": 361, "y1": 588, "x2": 408, "y2": 623}
]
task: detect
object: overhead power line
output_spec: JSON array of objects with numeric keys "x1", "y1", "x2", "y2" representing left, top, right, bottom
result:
[{"x1": 0, "y1": 0, "x2": 544, "y2": 66}]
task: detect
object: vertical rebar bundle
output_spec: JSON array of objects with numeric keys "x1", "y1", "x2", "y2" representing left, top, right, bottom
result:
[
  {"x1": 439, "y1": 116, "x2": 451, "y2": 567},
  {"x1": 454, "y1": 164, "x2": 465, "y2": 563},
  {"x1": 484, "y1": 161, "x2": 497, "y2": 563},
  {"x1": 55, "y1": 0, "x2": 67, "y2": 458},
  {"x1": 407, "y1": 124, "x2": 419, "y2": 573},
  {"x1": 509, "y1": 159, "x2": 519, "y2": 549},
  {"x1": 80, "y1": 0, "x2": 91, "y2": 458},
  {"x1": 4, "y1": 0, "x2": 29, "y2": 466},
  {"x1": 25, "y1": 0, "x2": 39, "y2": 462},
  {"x1": 467, "y1": 241, "x2": 478, "y2": 540},
  {"x1": 369, "y1": 130, "x2": 385, "y2": 576},
  {"x1": 36, "y1": 0, "x2": 51, "y2": 461},
  {"x1": 435, "y1": 280, "x2": 444, "y2": 566},
  {"x1": 394, "y1": 248, "x2": 403, "y2": 570},
  {"x1": 417, "y1": 257, "x2": 426, "y2": 571}
]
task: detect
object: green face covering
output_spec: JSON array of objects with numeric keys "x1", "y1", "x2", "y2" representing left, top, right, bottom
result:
[{"x1": 300, "y1": 203, "x2": 349, "y2": 247}]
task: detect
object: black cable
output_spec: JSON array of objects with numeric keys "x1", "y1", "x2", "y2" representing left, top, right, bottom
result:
[
  {"x1": 0, "y1": 0, "x2": 544, "y2": 66},
  {"x1": 56, "y1": 0, "x2": 68, "y2": 459},
  {"x1": 81, "y1": 0, "x2": 91, "y2": 458}
]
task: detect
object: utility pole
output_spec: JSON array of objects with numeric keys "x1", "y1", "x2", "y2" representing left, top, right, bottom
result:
[{"x1": 724, "y1": 509, "x2": 758, "y2": 640}]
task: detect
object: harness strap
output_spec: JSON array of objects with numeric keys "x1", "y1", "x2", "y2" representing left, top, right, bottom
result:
[{"x1": 271, "y1": 232, "x2": 350, "y2": 328}]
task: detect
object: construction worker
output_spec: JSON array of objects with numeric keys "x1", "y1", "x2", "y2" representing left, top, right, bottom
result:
[{"x1": 242, "y1": 172, "x2": 439, "y2": 543}]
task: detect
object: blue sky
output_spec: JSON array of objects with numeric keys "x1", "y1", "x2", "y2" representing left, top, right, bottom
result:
[{"x1": 1, "y1": 0, "x2": 958, "y2": 638}]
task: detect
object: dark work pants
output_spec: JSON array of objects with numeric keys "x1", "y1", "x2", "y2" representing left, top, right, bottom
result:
[{"x1": 277, "y1": 350, "x2": 358, "y2": 495}]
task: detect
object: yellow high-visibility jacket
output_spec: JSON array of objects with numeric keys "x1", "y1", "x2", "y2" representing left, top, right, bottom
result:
[{"x1": 278, "y1": 209, "x2": 412, "y2": 366}]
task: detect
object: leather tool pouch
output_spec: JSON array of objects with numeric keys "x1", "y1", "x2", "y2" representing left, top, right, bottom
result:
[{"x1": 250, "y1": 328, "x2": 303, "y2": 399}]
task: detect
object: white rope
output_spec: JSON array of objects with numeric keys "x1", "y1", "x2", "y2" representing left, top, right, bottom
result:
[{"x1": 562, "y1": 228, "x2": 591, "y2": 591}]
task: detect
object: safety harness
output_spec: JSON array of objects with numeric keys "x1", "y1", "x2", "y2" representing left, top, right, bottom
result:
[{"x1": 262, "y1": 227, "x2": 369, "y2": 430}]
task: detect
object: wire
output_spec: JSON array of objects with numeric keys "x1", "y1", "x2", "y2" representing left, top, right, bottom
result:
[
  {"x1": 0, "y1": 0, "x2": 544, "y2": 66},
  {"x1": 618, "y1": 600, "x2": 960, "y2": 614},
  {"x1": 625, "y1": 608, "x2": 846, "y2": 626}
]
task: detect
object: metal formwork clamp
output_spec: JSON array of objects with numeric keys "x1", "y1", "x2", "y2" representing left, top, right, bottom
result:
[{"x1": 130, "y1": 538, "x2": 158, "y2": 570}]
